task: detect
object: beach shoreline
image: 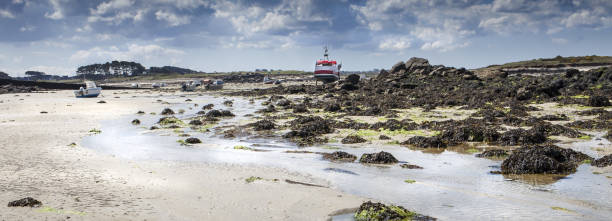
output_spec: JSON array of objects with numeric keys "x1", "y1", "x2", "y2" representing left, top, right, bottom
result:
[{"x1": 0, "y1": 90, "x2": 363, "y2": 220}]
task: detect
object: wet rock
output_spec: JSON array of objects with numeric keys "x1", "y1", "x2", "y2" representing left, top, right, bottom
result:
[
  {"x1": 322, "y1": 151, "x2": 357, "y2": 162},
  {"x1": 248, "y1": 119, "x2": 276, "y2": 131},
  {"x1": 354, "y1": 201, "x2": 435, "y2": 221},
  {"x1": 284, "y1": 116, "x2": 334, "y2": 146},
  {"x1": 206, "y1": 109, "x2": 235, "y2": 117},
  {"x1": 185, "y1": 99, "x2": 192, "y2": 102},
  {"x1": 202, "y1": 104, "x2": 214, "y2": 110},
  {"x1": 341, "y1": 135, "x2": 367, "y2": 144},
  {"x1": 97, "y1": 100, "x2": 106, "y2": 104},
  {"x1": 276, "y1": 99, "x2": 291, "y2": 107},
  {"x1": 501, "y1": 144, "x2": 593, "y2": 174},
  {"x1": 379, "y1": 135, "x2": 391, "y2": 140},
  {"x1": 40, "y1": 111, "x2": 47, "y2": 114},
  {"x1": 324, "y1": 102, "x2": 341, "y2": 112},
  {"x1": 576, "y1": 108, "x2": 607, "y2": 116},
  {"x1": 476, "y1": 149, "x2": 509, "y2": 158},
  {"x1": 499, "y1": 129, "x2": 546, "y2": 146},
  {"x1": 292, "y1": 104, "x2": 308, "y2": 113},
  {"x1": 359, "y1": 151, "x2": 398, "y2": 164},
  {"x1": 530, "y1": 121, "x2": 583, "y2": 138},
  {"x1": 260, "y1": 105, "x2": 276, "y2": 113},
  {"x1": 539, "y1": 114, "x2": 569, "y2": 121},
  {"x1": 137, "y1": 110, "x2": 145, "y2": 114},
  {"x1": 185, "y1": 137, "x2": 201, "y2": 144},
  {"x1": 587, "y1": 95, "x2": 611, "y2": 107},
  {"x1": 223, "y1": 100, "x2": 233, "y2": 107},
  {"x1": 161, "y1": 108, "x2": 175, "y2": 115},
  {"x1": 439, "y1": 125, "x2": 500, "y2": 144},
  {"x1": 400, "y1": 164, "x2": 423, "y2": 169},
  {"x1": 401, "y1": 136, "x2": 446, "y2": 148},
  {"x1": 591, "y1": 154, "x2": 612, "y2": 167},
  {"x1": 149, "y1": 126, "x2": 159, "y2": 130},
  {"x1": 158, "y1": 116, "x2": 182, "y2": 125},
  {"x1": 131, "y1": 119, "x2": 140, "y2": 125},
  {"x1": 189, "y1": 119, "x2": 203, "y2": 125},
  {"x1": 345, "y1": 74, "x2": 361, "y2": 85},
  {"x1": 7, "y1": 197, "x2": 42, "y2": 207}
]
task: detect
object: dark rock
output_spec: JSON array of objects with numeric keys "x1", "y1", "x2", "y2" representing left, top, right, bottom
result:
[
  {"x1": 379, "y1": 135, "x2": 391, "y2": 140},
  {"x1": 359, "y1": 151, "x2": 398, "y2": 164},
  {"x1": 588, "y1": 95, "x2": 611, "y2": 107},
  {"x1": 149, "y1": 126, "x2": 159, "y2": 130},
  {"x1": 206, "y1": 109, "x2": 235, "y2": 117},
  {"x1": 223, "y1": 100, "x2": 233, "y2": 106},
  {"x1": 131, "y1": 119, "x2": 140, "y2": 125},
  {"x1": 292, "y1": 104, "x2": 308, "y2": 113},
  {"x1": 539, "y1": 114, "x2": 569, "y2": 121},
  {"x1": 249, "y1": 120, "x2": 276, "y2": 131},
  {"x1": 161, "y1": 108, "x2": 175, "y2": 115},
  {"x1": 345, "y1": 74, "x2": 361, "y2": 85},
  {"x1": 565, "y1": 69, "x2": 579, "y2": 78},
  {"x1": 341, "y1": 135, "x2": 367, "y2": 144},
  {"x1": 400, "y1": 164, "x2": 423, "y2": 169},
  {"x1": 591, "y1": 154, "x2": 612, "y2": 167},
  {"x1": 185, "y1": 99, "x2": 192, "y2": 102},
  {"x1": 97, "y1": 100, "x2": 106, "y2": 103},
  {"x1": 40, "y1": 111, "x2": 47, "y2": 114},
  {"x1": 276, "y1": 99, "x2": 291, "y2": 107},
  {"x1": 354, "y1": 201, "x2": 435, "y2": 221},
  {"x1": 136, "y1": 110, "x2": 145, "y2": 114},
  {"x1": 499, "y1": 129, "x2": 546, "y2": 146},
  {"x1": 501, "y1": 144, "x2": 592, "y2": 174},
  {"x1": 475, "y1": 149, "x2": 509, "y2": 158},
  {"x1": 189, "y1": 119, "x2": 203, "y2": 125},
  {"x1": 401, "y1": 136, "x2": 446, "y2": 148},
  {"x1": 322, "y1": 151, "x2": 357, "y2": 162},
  {"x1": 202, "y1": 104, "x2": 214, "y2": 110},
  {"x1": 390, "y1": 61, "x2": 406, "y2": 73},
  {"x1": 324, "y1": 103, "x2": 341, "y2": 112},
  {"x1": 184, "y1": 137, "x2": 201, "y2": 144},
  {"x1": 8, "y1": 197, "x2": 42, "y2": 207}
]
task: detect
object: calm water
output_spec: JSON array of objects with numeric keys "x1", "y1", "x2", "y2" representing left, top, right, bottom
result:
[{"x1": 82, "y1": 94, "x2": 612, "y2": 221}]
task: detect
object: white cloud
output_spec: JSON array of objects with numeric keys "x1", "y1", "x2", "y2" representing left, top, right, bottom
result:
[
  {"x1": 413, "y1": 20, "x2": 474, "y2": 52},
  {"x1": 70, "y1": 44, "x2": 184, "y2": 62},
  {"x1": 551, "y1": 38, "x2": 568, "y2": 44},
  {"x1": 19, "y1": 25, "x2": 36, "y2": 32},
  {"x1": 45, "y1": 0, "x2": 64, "y2": 20},
  {"x1": 155, "y1": 10, "x2": 190, "y2": 26},
  {"x1": 561, "y1": 9, "x2": 612, "y2": 28},
  {"x1": 378, "y1": 36, "x2": 411, "y2": 51},
  {"x1": 88, "y1": 0, "x2": 144, "y2": 25},
  {"x1": 0, "y1": 9, "x2": 16, "y2": 19}
]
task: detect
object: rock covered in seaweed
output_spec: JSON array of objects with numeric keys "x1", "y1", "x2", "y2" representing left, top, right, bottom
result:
[
  {"x1": 501, "y1": 144, "x2": 592, "y2": 174},
  {"x1": 248, "y1": 119, "x2": 276, "y2": 131},
  {"x1": 8, "y1": 197, "x2": 42, "y2": 207},
  {"x1": 322, "y1": 151, "x2": 357, "y2": 162},
  {"x1": 354, "y1": 201, "x2": 435, "y2": 221},
  {"x1": 359, "y1": 151, "x2": 398, "y2": 164},
  {"x1": 341, "y1": 135, "x2": 367, "y2": 144},
  {"x1": 591, "y1": 154, "x2": 612, "y2": 167}
]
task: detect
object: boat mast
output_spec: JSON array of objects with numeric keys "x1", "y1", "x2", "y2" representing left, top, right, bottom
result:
[{"x1": 324, "y1": 46, "x2": 329, "y2": 60}]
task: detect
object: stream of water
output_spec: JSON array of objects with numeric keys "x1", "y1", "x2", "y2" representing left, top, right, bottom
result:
[{"x1": 82, "y1": 94, "x2": 612, "y2": 220}]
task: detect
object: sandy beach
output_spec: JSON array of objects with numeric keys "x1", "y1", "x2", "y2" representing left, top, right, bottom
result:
[{"x1": 0, "y1": 90, "x2": 363, "y2": 220}]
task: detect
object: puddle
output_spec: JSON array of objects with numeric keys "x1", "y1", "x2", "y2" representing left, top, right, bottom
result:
[{"x1": 82, "y1": 94, "x2": 612, "y2": 220}]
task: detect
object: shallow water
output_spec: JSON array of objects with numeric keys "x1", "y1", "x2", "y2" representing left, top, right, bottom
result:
[{"x1": 82, "y1": 94, "x2": 612, "y2": 221}]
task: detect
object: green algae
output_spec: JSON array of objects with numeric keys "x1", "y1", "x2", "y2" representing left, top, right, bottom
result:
[{"x1": 245, "y1": 176, "x2": 262, "y2": 183}]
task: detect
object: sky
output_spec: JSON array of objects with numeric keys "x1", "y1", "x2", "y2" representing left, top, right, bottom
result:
[{"x1": 1, "y1": 0, "x2": 612, "y2": 77}]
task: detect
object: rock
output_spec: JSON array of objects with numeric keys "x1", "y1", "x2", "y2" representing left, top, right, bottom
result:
[
  {"x1": 189, "y1": 119, "x2": 203, "y2": 125},
  {"x1": 405, "y1": 57, "x2": 430, "y2": 71},
  {"x1": 390, "y1": 61, "x2": 406, "y2": 73},
  {"x1": 345, "y1": 74, "x2": 361, "y2": 85},
  {"x1": 184, "y1": 137, "x2": 201, "y2": 144},
  {"x1": 276, "y1": 99, "x2": 291, "y2": 107},
  {"x1": 161, "y1": 108, "x2": 175, "y2": 115},
  {"x1": 137, "y1": 110, "x2": 145, "y2": 114},
  {"x1": 401, "y1": 136, "x2": 446, "y2": 148},
  {"x1": 97, "y1": 100, "x2": 106, "y2": 103},
  {"x1": 7, "y1": 197, "x2": 42, "y2": 207},
  {"x1": 501, "y1": 144, "x2": 592, "y2": 174},
  {"x1": 499, "y1": 129, "x2": 546, "y2": 146},
  {"x1": 149, "y1": 126, "x2": 159, "y2": 130},
  {"x1": 591, "y1": 154, "x2": 612, "y2": 167},
  {"x1": 588, "y1": 95, "x2": 611, "y2": 107},
  {"x1": 131, "y1": 119, "x2": 140, "y2": 125},
  {"x1": 223, "y1": 100, "x2": 233, "y2": 106},
  {"x1": 379, "y1": 135, "x2": 391, "y2": 140},
  {"x1": 202, "y1": 104, "x2": 214, "y2": 110},
  {"x1": 322, "y1": 151, "x2": 357, "y2": 162},
  {"x1": 324, "y1": 103, "x2": 341, "y2": 112},
  {"x1": 292, "y1": 104, "x2": 308, "y2": 113},
  {"x1": 341, "y1": 135, "x2": 367, "y2": 144},
  {"x1": 400, "y1": 164, "x2": 423, "y2": 169},
  {"x1": 359, "y1": 151, "x2": 398, "y2": 164},
  {"x1": 185, "y1": 99, "x2": 192, "y2": 102},
  {"x1": 158, "y1": 116, "x2": 182, "y2": 125},
  {"x1": 260, "y1": 105, "x2": 276, "y2": 113},
  {"x1": 475, "y1": 149, "x2": 508, "y2": 158},
  {"x1": 206, "y1": 109, "x2": 235, "y2": 117},
  {"x1": 354, "y1": 201, "x2": 435, "y2": 221},
  {"x1": 284, "y1": 116, "x2": 333, "y2": 146},
  {"x1": 565, "y1": 69, "x2": 579, "y2": 78},
  {"x1": 248, "y1": 120, "x2": 276, "y2": 131},
  {"x1": 40, "y1": 111, "x2": 47, "y2": 114},
  {"x1": 439, "y1": 125, "x2": 500, "y2": 144}
]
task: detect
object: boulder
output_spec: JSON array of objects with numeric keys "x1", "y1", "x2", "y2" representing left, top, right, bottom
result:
[
  {"x1": 322, "y1": 151, "x2": 357, "y2": 162},
  {"x1": 341, "y1": 135, "x2": 367, "y2": 144},
  {"x1": 161, "y1": 108, "x2": 175, "y2": 115},
  {"x1": 185, "y1": 137, "x2": 202, "y2": 144},
  {"x1": 8, "y1": 197, "x2": 42, "y2": 207},
  {"x1": 359, "y1": 151, "x2": 398, "y2": 164},
  {"x1": 401, "y1": 136, "x2": 446, "y2": 148},
  {"x1": 501, "y1": 144, "x2": 592, "y2": 174},
  {"x1": 354, "y1": 201, "x2": 435, "y2": 221},
  {"x1": 390, "y1": 61, "x2": 406, "y2": 73},
  {"x1": 131, "y1": 119, "x2": 141, "y2": 125}
]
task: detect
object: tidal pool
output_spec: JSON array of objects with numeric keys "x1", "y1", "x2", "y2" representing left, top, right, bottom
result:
[{"x1": 82, "y1": 94, "x2": 612, "y2": 220}]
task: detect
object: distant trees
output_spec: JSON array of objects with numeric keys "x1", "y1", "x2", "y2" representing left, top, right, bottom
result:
[
  {"x1": 0, "y1": 71, "x2": 10, "y2": 79},
  {"x1": 148, "y1": 66, "x2": 197, "y2": 74},
  {"x1": 76, "y1": 61, "x2": 145, "y2": 76}
]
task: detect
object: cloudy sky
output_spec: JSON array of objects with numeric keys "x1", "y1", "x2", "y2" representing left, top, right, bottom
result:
[{"x1": 1, "y1": 0, "x2": 612, "y2": 76}]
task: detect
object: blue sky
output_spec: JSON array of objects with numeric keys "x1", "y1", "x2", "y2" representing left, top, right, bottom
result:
[{"x1": 1, "y1": 0, "x2": 612, "y2": 76}]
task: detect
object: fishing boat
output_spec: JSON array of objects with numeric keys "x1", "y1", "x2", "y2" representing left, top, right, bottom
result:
[
  {"x1": 74, "y1": 81, "x2": 102, "y2": 98},
  {"x1": 314, "y1": 46, "x2": 341, "y2": 83}
]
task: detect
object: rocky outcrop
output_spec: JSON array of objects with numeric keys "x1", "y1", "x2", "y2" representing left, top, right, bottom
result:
[{"x1": 501, "y1": 145, "x2": 592, "y2": 174}]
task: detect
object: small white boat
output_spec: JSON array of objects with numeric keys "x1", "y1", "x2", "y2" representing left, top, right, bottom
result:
[
  {"x1": 314, "y1": 46, "x2": 342, "y2": 83},
  {"x1": 74, "y1": 81, "x2": 101, "y2": 98}
]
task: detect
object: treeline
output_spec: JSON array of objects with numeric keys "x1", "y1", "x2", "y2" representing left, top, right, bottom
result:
[{"x1": 76, "y1": 61, "x2": 146, "y2": 76}]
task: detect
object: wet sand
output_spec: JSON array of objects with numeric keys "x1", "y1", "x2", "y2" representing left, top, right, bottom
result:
[{"x1": 0, "y1": 90, "x2": 362, "y2": 220}]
